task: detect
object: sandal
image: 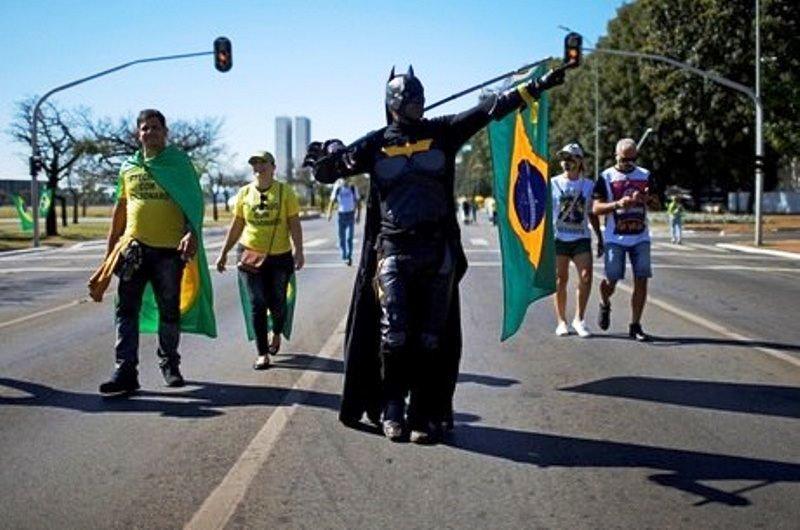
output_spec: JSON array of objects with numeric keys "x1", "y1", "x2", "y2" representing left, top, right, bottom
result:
[{"x1": 253, "y1": 355, "x2": 270, "y2": 370}]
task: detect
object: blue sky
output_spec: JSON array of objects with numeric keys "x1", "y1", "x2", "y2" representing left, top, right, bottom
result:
[{"x1": 0, "y1": 0, "x2": 626, "y2": 180}]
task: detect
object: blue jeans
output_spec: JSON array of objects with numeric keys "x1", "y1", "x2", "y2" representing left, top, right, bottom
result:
[
  {"x1": 114, "y1": 244, "x2": 184, "y2": 374},
  {"x1": 604, "y1": 241, "x2": 652, "y2": 281},
  {"x1": 337, "y1": 211, "x2": 355, "y2": 260},
  {"x1": 670, "y1": 215, "x2": 683, "y2": 243}
]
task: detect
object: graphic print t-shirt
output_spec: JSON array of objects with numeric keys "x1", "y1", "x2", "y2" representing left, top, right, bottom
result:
[
  {"x1": 593, "y1": 166, "x2": 651, "y2": 247},
  {"x1": 234, "y1": 182, "x2": 300, "y2": 255},
  {"x1": 551, "y1": 174, "x2": 594, "y2": 242},
  {"x1": 119, "y1": 164, "x2": 185, "y2": 248}
]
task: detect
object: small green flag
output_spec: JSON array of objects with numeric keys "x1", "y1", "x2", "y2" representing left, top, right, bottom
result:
[
  {"x1": 12, "y1": 189, "x2": 53, "y2": 232},
  {"x1": 487, "y1": 65, "x2": 556, "y2": 341}
]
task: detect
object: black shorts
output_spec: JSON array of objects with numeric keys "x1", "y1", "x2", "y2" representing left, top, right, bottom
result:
[{"x1": 555, "y1": 238, "x2": 591, "y2": 257}]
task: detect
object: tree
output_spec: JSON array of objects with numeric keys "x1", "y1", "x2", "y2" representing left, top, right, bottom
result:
[
  {"x1": 549, "y1": 0, "x2": 799, "y2": 207},
  {"x1": 8, "y1": 97, "x2": 85, "y2": 236}
]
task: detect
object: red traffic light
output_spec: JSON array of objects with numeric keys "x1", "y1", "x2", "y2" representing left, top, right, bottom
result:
[
  {"x1": 214, "y1": 37, "x2": 232, "y2": 72},
  {"x1": 564, "y1": 32, "x2": 582, "y2": 67}
]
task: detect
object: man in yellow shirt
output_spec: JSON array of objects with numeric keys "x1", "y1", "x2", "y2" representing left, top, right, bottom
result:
[{"x1": 99, "y1": 109, "x2": 198, "y2": 395}]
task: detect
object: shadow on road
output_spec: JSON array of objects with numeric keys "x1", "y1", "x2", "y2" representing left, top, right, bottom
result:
[
  {"x1": 0, "y1": 377, "x2": 339, "y2": 418},
  {"x1": 561, "y1": 377, "x2": 800, "y2": 419},
  {"x1": 446, "y1": 424, "x2": 800, "y2": 506},
  {"x1": 457, "y1": 373, "x2": 519, "y2": 387},
  {"x1": 589, "y1": 333, "x2": 800, "y2": 353}
]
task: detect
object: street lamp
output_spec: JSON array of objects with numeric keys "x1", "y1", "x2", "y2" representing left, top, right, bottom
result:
[
  {"x1": 28, "y1": 37, "x2": 233, "y2": 247},
  {"x1": 559, "y1": 25, "x2": 600, "y2": 179}
]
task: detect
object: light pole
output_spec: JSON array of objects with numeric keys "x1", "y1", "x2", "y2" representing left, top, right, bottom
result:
[
  {"x1": 637, "y1": 127, "x2": 654, "y2": 150},
  {"x1": 559, "y1": 25, "x2": 600, "y2": 179},
  {"x1": 29, "y1": 38, "x2": 232, "y2": 247}
]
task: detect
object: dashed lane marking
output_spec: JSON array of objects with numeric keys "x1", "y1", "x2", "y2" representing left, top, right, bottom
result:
[{"x1": 184, "y1": 315, "x2": 348, "y2": 530}]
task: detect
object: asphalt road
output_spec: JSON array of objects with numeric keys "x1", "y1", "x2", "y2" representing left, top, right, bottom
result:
[{"x1": 1, "y1": 218, "x2": 798, "y2": 529}]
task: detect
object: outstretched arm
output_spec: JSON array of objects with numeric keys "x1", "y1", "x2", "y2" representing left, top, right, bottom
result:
[
  {"x1": 444, "y1": 68, "x2": 566, "y2": 148},
  {"x1": 306, "y1": 134, "x2": 376, "y2": 184}
]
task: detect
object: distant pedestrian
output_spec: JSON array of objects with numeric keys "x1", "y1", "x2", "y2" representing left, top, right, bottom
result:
[
  {"x1": 470, "y1": 198, "x2": 478, "y2": 224},
  {"x1": 666, "y1": 196, "x2": 684, "y2": 244},
  {"x1": 592, "y1": 138, "x2": 659, "y2": 341},
  {"x1": 462, "y1": 199, "x2": 471, "y2": 224},
  {"x1": 327, "y1": 177, "x2": 360, "y2": 266},
  {"x1": 215, "y1": 151, "x2": 304, "y2": 370},
  {"x1": 551, "y1": 143, "x2": 604, "y2": 338}
]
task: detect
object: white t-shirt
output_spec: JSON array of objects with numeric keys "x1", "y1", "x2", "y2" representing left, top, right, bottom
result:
[
  {"x1": 330, "y1": 180, "x2": 359, "y2": 213},
  {"x1": 551, "y1": 173, "x2": 594, "y2": 242},
  {"x1": 594, "y1": 165, "x2": 652, "y2": 246}
]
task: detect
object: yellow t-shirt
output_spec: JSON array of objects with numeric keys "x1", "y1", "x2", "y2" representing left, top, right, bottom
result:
[
  {"x1": 235, "y1": 182, "x2": 300, "y2": 255},
  {"x1": 119, "y1": 164, "x2": 185, "y2": 248}
]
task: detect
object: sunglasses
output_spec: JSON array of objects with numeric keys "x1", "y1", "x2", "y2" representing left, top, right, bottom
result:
[{"x1": 256, "y1": 192, "x2": 268, "y2": 212}]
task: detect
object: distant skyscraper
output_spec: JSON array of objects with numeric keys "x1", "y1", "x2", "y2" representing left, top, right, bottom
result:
[
  {"x1": 275, "y1": 116, "x2": 292, "y2": 180},
  {"x1": 294, "y1": 117, "x2": 311, "y2": 170}
]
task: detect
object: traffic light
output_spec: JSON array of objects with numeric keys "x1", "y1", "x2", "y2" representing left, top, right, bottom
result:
[
  {"x1": 214, "y1": 37, "x2": 232, "y2": 72},
  {"x1": 564, "y1": 32, "x2": 582, "y2": 67}
]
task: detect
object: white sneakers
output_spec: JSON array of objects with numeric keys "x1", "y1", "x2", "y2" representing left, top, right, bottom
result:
[
  {"x1": 571, "y1": 319, "x2": 592, "y2": 338},
  {"x1": 555, "y1": 319, "x2": 592, "y2": 338}
]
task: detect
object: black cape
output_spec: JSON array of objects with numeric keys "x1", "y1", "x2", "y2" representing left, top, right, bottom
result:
[{"x1": 338, "y1": 161, "x2": 467, "y2": 426}]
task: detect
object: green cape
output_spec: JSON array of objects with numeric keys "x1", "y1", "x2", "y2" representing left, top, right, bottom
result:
[{"x1": 119, "y1": 145, "x2": 217, "y2": 338}]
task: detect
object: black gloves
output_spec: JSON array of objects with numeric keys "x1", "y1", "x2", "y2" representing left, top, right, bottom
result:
[
  {"x1": 302, "y1": 139, "x2": 346, "y2": 167},
  {"x1": 533, "y1": 67, "x2": 566, "y2": 92}
]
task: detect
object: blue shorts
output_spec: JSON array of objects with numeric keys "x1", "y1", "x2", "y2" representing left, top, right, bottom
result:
[{"x1": 604, "y1": 241, "x2": 652, "y2": 281}]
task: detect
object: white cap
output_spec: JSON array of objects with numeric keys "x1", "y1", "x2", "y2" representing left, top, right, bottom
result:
[{"x1": 557, "y1": 143, "x2": 584, "y2": 159}]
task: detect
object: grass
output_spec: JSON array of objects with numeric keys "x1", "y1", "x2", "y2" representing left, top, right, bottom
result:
[
  {"x1": 0, "y1": 205, "x2": 321, "y2": 251},
  {"x1": 0, "y1": 222, "x2": 111, "y2": 251}
]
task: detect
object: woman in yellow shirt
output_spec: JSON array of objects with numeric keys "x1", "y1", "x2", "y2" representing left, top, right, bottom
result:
[{"x1": 216, "y1": 151, "x2": 304, "y2": 369}]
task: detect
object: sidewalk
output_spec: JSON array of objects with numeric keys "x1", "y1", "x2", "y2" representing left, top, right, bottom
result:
[{"x1": 717, "y1": 239, "x2": 800, "y2": 260}]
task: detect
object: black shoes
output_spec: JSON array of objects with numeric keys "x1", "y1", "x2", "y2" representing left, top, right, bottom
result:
[
  {"x1": 598, "y1": 302, "x2": 611, "y2": 331},
  {"x1": 253, "y1": 355, "x2": 270, "y2": 370},
  {"x1": 99, "y1": 371, "x2": 140, "y2": 395},
  {"x1": 382, "y1": 420, "x2": 404, "y2": 441},
  {"x1": 629, "y1": 322, "x2": 650, "y2": 342},
  {"x1": 160, "y1": 362, "x2": 185, "y2": 387}
]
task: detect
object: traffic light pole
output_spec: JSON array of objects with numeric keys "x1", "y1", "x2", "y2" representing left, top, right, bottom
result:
[
  {"x1": 29, "y1": 50, "x2": 213, "y2": 247},
  {"x1": 584, "y1": 45, "x2": 764, "y2": 246}
]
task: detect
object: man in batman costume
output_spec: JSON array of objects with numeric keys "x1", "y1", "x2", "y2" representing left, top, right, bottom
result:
[{"x1": 305, "y1": 65, "x2": 564, "y2": 443}]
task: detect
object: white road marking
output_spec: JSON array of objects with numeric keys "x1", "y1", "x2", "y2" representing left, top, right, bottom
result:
[
  {"x1": 595, "y1": 273, "x2": 800, "y2": 369},
  {"x1": 717, "y1": 243, "x2": 800, "y2": 261},
  {"x1": 469, "y1": 238, "x2": 489, "y2": 247},
  {"x1": 0, "y1": 298, "x2": 93, "y2": 329},
  {"x1": 0, "y1": 267, "x2": 95, "y2": 274},
  {"x1": 652, "y1": 264, "x2": 799, "y2": 273},
  {"x1": 184, "y1": 315, "x2": 348, "y2": 530},
  {"x1": 683, "y1": 242, "x2": 729, "y2": 253},
  {"x1": 659, "y1": 242, "x2": 693, "y2": 251},
  {"x1": 304, "y1": 238, "x2": 330, "y2": 248}
]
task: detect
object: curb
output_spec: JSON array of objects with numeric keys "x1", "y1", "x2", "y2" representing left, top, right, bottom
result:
[{"x1": 716, "y1": 243, "x2": 800, "y2": 261}]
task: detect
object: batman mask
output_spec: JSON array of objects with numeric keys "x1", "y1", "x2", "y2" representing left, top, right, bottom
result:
[{"x1": 385, "y1": 65, "x2": 425, "y2": 123}]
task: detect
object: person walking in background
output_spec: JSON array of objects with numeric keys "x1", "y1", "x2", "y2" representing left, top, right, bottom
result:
[
  {"x1": 327, "y1": 177, "x2": 360, "y2": 266},
  {"x1": 215, "y1": 151, "x2": 304, "y2": 370},
  {"x1": 89, "y1": 109, "x2": 216, "y2": 395},
  {"x1": 551, "y1": 143, "x2": 603, "y2": 338},
  {"x1": 667, "y1": 195, "x2": 684, "y2": 244},
  {"x1": 593, "y1": 138, "x2": 659, "y2": 342}
]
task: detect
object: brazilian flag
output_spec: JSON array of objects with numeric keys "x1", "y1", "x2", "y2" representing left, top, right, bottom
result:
[
  {"x1": 12, "y1": 189, "x2": 53, "y2": 232},
  {"x1": 118, "y1": 146, "x2": 217, "y2": 338},
  {"x1": 488, "y1": 65, "x2": 555, "y2": 341}
]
